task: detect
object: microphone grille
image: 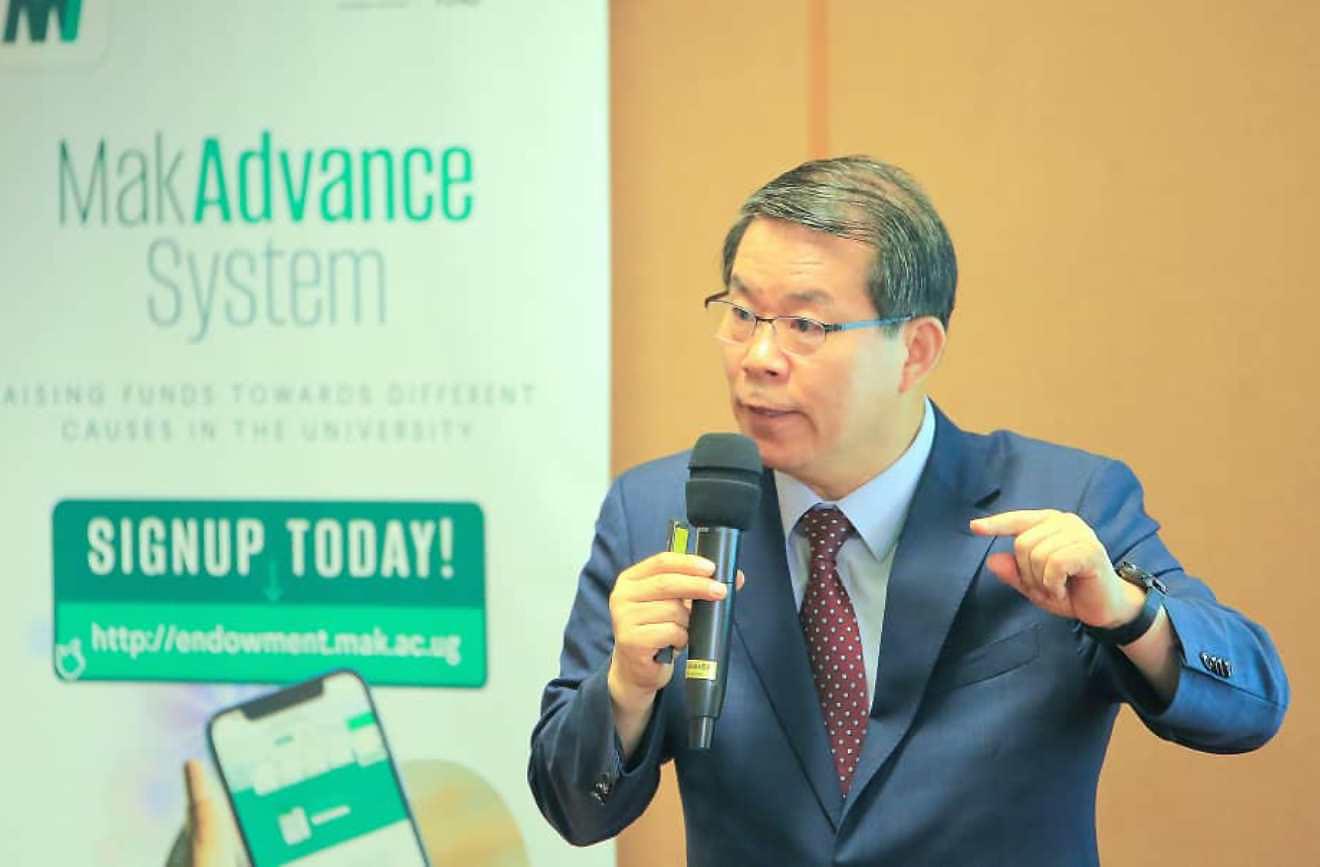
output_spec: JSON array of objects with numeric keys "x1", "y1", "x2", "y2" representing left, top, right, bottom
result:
[{"x1": 685, "y1": 433, "x2": 762, "y2": 529}]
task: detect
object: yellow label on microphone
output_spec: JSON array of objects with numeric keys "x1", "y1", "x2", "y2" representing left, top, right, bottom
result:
[
  {"x1": 669, "y1": 522, "x2": 689, "y2": 554},
  {"x1": 686, "y1": 659, "x2": 718, "y2": 680}
]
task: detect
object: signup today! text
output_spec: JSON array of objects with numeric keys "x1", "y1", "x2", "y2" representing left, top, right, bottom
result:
[{"x1": 85, "y1": 516, "x2": 456, "y2": 580}]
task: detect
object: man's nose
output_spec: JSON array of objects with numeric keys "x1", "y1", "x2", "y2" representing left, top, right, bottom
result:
[{"x1": 740, "y1": 320, "x2": 788, "y2": 377}]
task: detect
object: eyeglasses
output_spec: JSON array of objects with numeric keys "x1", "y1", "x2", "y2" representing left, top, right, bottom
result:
[{"x1": 703, "y1": 293, "x2": 914, "y2": 356}]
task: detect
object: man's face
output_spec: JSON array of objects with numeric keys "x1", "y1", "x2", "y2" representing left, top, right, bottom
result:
[{"x1": 721, "y1": 217, "x2": 909, "y2": 498}]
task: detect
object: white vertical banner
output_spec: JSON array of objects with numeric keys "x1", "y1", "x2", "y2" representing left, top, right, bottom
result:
[{"x1": 0, "y1": 1, "x2": 609, "y2": 864}]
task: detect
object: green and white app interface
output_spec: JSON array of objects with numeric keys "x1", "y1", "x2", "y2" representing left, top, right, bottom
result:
[{"x1": 210, "y1": 673, "x2": 426, "y2": 866}]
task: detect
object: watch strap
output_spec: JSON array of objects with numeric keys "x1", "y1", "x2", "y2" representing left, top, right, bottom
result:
[{"x1": 1083, "y1": 561, "x2": 1167, "y2": 646}]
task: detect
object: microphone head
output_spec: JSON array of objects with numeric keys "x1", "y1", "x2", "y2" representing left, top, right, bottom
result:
[{"x1": 686, "y1": 433, "x2": 763, "y2": 529}]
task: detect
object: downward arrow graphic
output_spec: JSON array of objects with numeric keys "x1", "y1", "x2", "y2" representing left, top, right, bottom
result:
[{"x1": 264, "y1": 561, "x2": 284, "y2": 603}]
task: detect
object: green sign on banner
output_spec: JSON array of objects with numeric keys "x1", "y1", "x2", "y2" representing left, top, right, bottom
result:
[{"x1": 51, "y1": 500, "x2": 486, "y2": 687}]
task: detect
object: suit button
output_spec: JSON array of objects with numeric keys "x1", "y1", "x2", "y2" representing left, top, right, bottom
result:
[{"x1": 1200, "y1": 651, "x2": 1232, "y2": 678}]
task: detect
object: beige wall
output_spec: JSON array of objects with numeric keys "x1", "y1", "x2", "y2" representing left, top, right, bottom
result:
[{"x1": 611, "y1": 1, "x2": 1317, "y2": 863}]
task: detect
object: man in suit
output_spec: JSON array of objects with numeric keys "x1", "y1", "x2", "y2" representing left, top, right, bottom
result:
[{"x1": 528, "y1": 156, "x2": 1288, "y2": 865}]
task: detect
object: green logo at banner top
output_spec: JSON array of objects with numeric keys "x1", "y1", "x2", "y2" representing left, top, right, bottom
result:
[
  {"x1": 52, "y1": 499, "x2": 486, "y2": 687},
  {"x1": 3, "y1": 0, "x2": 81, "y2": 43}
]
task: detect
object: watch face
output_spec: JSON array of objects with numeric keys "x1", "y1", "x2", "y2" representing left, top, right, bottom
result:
[
  {"x1": 1115, "y1": 560, "x2": 1149, "y2": 586},
  {"x1": 1115, "y1": 561, "x2": 1167, "y2": 594}
]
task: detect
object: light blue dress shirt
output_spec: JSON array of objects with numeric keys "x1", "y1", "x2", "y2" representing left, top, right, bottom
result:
[{"x1": 774, "y1": 399, "x2": 936, "y2": 701}]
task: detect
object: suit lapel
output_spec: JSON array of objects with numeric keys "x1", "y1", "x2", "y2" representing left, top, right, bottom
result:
[
  {"x1": 841, "y1": 409, "x2": 1000, "y2": 818},
  {"x1": 733, "y1": 470, "x2": 845, "y2": 829}
]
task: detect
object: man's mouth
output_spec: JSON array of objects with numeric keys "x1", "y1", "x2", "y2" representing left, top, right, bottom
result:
[{"x1": 741, "y1": 401, "x2": 795, "y2": 419}]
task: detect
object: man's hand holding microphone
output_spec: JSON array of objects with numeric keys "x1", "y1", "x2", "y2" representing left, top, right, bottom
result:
[{"x1": 607, "y1": 433, "x2": 762, "y2": 757}]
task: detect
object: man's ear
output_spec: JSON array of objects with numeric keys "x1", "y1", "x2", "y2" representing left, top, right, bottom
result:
[{"x1": 898, "y1": 316, "x2": 947, "y2": 393}]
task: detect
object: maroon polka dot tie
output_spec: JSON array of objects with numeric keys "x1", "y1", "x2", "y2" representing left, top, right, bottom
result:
[{"x1": 799, "y1": 507, "x2": 868, "y2": 796}]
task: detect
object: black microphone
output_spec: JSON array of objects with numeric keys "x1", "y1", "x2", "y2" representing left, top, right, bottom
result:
[{"x1": 684, "y1": 432, "x2": 762, "y2": 749}]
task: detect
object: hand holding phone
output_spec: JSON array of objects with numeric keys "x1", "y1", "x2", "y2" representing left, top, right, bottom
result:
[{"x1": 171, "y1": 758, "x2": 243, "y2": 867}]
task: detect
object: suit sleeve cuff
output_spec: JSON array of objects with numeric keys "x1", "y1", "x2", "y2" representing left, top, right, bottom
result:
[
  {"x1": 1099, "y1": 594, "x2": 1283, "y2": 752},
  {"x1": 577, "y1": 663, "x2": 668, "y2": 807}
]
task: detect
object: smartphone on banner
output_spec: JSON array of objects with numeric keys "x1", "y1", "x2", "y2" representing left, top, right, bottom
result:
[{"x1": 207, "y1": 669, "x2": 429, "y2": 866}]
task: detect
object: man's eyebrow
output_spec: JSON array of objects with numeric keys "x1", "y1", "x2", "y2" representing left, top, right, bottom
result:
[
  {"x1": 784, "y1": 289, "x2": 833, "y2": 306},
  {"x1": 726, "y1": 275, "x2": 755, "y2": 299},
  {"x1": 727, "y1": 276, "x2": 834, "y2": 308}
]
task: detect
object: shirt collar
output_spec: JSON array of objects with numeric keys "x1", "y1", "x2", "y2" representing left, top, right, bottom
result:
[{"x1": 774, "y1": 397, "x2": 937, "y2": 560}]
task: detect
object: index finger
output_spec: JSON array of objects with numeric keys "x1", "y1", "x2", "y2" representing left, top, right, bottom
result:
[
  {"x1": 969, "y1": 510, "x2": 1057, "y2": 537},
  {"x1": 625, "y1": 551, "x2": 716, "y2": 580},
  {"x1": 629, "y1": 572, "x2": 729, "y2": 603}
]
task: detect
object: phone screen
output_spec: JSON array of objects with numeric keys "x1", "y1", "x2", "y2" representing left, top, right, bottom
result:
[{"x1": 208, "y1": 670, "x2": 428, "y2": 866}]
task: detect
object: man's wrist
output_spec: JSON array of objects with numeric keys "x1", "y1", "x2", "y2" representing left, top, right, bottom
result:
[
  {"x1": 606, "y1": 660, "x2": 657, "y2": 717},
  {"x1": 607, "y1": 661, "x2": 659, "y2": 762},
  {"x1": 1098, "y1": 580, "x2": 1147, "y2": 630},
  {"x1": 1086, "y1": 591, "x2": 1164, "y2": 647},
  {"x1": 1084, "y1": 561, "x2": 1168, "y2": 647}
]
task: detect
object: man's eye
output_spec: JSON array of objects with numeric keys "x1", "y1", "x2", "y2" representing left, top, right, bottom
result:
[
  {"x1": 786, "y1": 317, "x2": 819, "y2": 335},
  {"x1": 731, "y1": 306, "x2": 756, "y2": 323}
]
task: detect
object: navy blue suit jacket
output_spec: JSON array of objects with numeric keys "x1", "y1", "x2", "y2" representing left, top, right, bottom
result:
[{"x1": 530, "y1": 409, "x2": 1288, "y2": 866}]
